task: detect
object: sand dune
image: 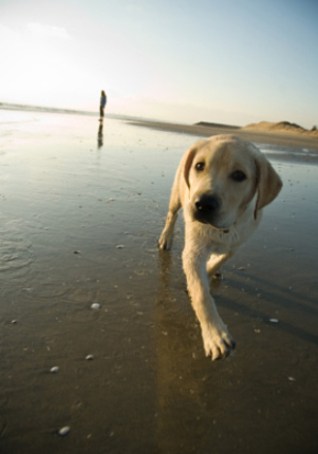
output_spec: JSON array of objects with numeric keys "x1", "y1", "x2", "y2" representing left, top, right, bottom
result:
[{"x1": 243, "y1": 120, "x2": 318, "y2": 137}]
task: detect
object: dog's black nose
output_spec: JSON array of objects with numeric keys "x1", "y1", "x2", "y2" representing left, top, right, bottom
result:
[{"x1": 195, "y1": 194, "x2": 220, "y2": 214}]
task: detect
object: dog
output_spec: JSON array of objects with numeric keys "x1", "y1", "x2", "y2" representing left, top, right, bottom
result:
[{"x1": 158, "y1": 135, "x2": 282, "y2": 361}]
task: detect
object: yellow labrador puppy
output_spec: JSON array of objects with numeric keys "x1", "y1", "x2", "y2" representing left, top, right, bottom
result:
[{"x1": 158, "y1": 135, "x2": 282, "y2": 361}]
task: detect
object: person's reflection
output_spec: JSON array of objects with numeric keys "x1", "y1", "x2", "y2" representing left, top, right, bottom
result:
[{"x1": 97, "y1": 119, "x2": 104, "y2": 149}]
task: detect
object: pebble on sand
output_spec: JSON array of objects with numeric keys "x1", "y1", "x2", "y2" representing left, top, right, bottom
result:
[{"x1": 58, "y1": 426, "x2": 71, "y2": 436}]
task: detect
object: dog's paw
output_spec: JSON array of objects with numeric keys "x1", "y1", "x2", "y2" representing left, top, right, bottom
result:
[
  {"x1": 201, "y1": 322, "x2": 236, "y2": 361},
  {"x1": 207, "y1": 264, "x2": 224, "y2": 281},
  {"x1": 158, "y1": 232, "x2": 172, "y2": 250}
]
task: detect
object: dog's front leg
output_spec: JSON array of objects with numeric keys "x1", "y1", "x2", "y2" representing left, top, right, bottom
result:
[
  {"x1": 158, "y1": 209, "x2": 179, "y2": 250},
  {"x1": 183, "y1": 246, "x2": 236, "y2": 360},
  {"x1": 158, "y1": 187, "x2": 181, "y2": 250}
]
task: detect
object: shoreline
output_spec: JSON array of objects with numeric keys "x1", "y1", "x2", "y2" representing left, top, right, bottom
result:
[
  {"x1": 127, "y1": 118, "x2": 318, "y2": 151},
  {"x1": 1, "y1": 102, "x2": 317, "y2": 151}
]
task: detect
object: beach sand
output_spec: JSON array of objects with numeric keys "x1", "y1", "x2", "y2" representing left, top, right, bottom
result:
[{"x1": 0, "y1": 110, "x2": 317, "y2": 453}]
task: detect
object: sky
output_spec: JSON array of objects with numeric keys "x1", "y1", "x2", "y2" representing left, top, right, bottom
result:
[{"x1": 0, "y1": 0, "x2": 317, "y2": 127}]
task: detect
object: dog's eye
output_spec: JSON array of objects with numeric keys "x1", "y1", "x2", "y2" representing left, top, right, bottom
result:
[
  {"x1": 230, "y1": 170, "x2": 247, "y2": 182},
  {"x1": 195, "y1": 162, "x2": 205, "y2": 172}
]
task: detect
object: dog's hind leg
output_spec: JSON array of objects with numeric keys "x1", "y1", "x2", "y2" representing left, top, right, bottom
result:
[{"x1": 206, "y1": 252, "x2": 233, "y2": 279}]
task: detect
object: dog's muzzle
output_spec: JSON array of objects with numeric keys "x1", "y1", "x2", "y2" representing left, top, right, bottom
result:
[{"x1": 194, "y1": 194, "x2": 221, "y2": 225}]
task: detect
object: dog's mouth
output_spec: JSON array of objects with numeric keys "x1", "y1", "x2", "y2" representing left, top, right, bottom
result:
[
  {"x1": 194, "y1": 212, "x2": 217, "y2": 225},
  {"x1": 192, "y1": 193, "x2": 227, "y2": 228},
  {"x1": 194, "y1": 213, "x2": 230, "y2": 231}
]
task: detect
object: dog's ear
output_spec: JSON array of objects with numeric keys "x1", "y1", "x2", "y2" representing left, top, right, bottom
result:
[
  {"x1": 184, "y1": 146, "x2": 198, "y2": 188},
  {"x1": 254, "y1": 153, "x2": 282, "y2": 218}
]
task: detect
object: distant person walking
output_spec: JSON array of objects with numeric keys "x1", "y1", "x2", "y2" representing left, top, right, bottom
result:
[{"x1": 99, "y1": 90, "x2": 107, "y2": 118}]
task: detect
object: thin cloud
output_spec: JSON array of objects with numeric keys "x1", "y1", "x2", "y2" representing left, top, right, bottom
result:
[{"x1": 27, "y1": 22, "x2": 70, "y2": 39}]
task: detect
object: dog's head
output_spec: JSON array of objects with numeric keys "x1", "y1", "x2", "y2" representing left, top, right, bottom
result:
[{"x1": 183, "y1": 135, "x2": 282, "y2": 229}]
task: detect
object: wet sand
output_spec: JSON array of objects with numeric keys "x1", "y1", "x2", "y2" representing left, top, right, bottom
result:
[
  {"x1": 128, "y1": 117, "x2": 318, "y2": 153},
  {"x1": 0, "y1": 110, "x2": 317, "y2": 453}
]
